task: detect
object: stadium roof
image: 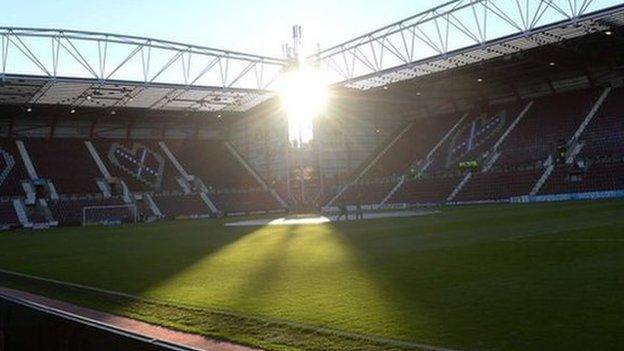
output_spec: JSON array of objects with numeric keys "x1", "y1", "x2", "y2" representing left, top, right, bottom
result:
[
  {"x1": 355, "y1": 26, "x2": 624, "y2": 117},
  {"x1": 309, "y1": 0, "x2": 624, "y2": 90},
  {"x1": 0, "y1": 28, "x2": 286, "y2": 113},
  {"x1": 1, "y1": 0, "x2": 623, "y2": 115}
]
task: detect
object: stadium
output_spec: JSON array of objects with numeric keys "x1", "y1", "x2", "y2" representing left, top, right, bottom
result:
[{"x1": 1, "y1": 0, "x2": 624, "y2": 350}]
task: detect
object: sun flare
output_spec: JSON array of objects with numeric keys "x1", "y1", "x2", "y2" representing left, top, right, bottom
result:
[{"x1": 279, "y1": 65, "x2": 328, "y2": 145}]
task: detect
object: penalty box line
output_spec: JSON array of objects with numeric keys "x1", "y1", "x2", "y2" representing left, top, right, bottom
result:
[{"x1": 0, "y1": 268, "x2": 463, "y2": 351}]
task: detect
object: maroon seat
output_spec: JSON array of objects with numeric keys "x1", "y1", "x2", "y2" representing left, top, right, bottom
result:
[
  {"x1": 423, "y1": 104, "x2": 516, "y2": 172},
  {"x1": 210, "y1": 189, "x2": 282, "y2": 214},
  {"x1": 48, "y1": 197, "x2": 130, "y2": 226},
  {"x1": 389, "y1": 175, "x2": 462, "y2": 204},
  {"x1": 455, "y1": 169, "x2": 542, "y2": 201},
  {"x1": 0, "y1": 140, "x2": 29, "y2": 198},
  {"x1": 166, "y1": 140, "x2": 258, "y2": 190},
  {"x1": 497, "y1": 88, "x2": 599, "y2": 166},
  {"x1": 578, "y1": 87, "x2": 624, "y2": 158},
  {"x1": 362, "y1": 112, "x2": 460, "y2": 180},
  {"x1": 334, "y1": 112, "x2": 462, "y2": 206},
  {"x1": 25, "y1": 139, "x2": 101, "y2": 195},
  {"x1": 91, "y1": 140, "x2": 182, "y2": 193},
  {"x1": 0, "y1": 201, "x2": 19, "y2": 228},
  {"x1": 336, "y1": 181, "x2": 396, "y2": 206},
  {"x1": 151, "y1": 193, "x2": 213, "y2": 219},
  {"x1": 431, "y1": 103, "x2": 523, "y2": 171},
  {"x1": 0, "y1": 88, "x2": 620, "y2": 219},
  {"x1": 540, "y1": 161, "x2": 624, "y2": 195}
]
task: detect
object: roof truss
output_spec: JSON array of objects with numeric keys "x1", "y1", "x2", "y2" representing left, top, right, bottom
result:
[
  {"x1": 1, "y1": 1, "x2": 624, "y2": 112},
  {"x1": 0, "y1": 28, "x2": 287, "y2": 111},
  {"x1": 309, "y1": 0, "x2": 624, "y2": 89}
]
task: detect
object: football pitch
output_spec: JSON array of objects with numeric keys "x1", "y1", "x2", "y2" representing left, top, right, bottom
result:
[{"x1": 1, "y1": 200, "x2": 623, "y2": 350}]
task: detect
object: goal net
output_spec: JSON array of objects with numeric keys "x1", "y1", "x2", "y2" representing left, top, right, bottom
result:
[{"x1": 82, "y1": 204, "x2": 138, "y2": 226}]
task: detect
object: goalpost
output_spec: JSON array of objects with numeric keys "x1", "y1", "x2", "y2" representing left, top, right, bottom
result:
[{"x1": 82, "y1": 204, "x2": 138, "y2": 227}]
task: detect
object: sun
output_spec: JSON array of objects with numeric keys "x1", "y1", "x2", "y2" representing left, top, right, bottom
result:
[{"x1": 278, "y1": 64, "x2": 328, "y2": 145}]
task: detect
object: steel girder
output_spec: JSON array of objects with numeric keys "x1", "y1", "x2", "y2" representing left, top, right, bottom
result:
[
  {"x1": 2, "y1": 0, "x2": 624, "y2": 113},
  {"x1": 0, "y1": 28, "x2": 287, "y2": 91},
  {"x1": 308, "y1": 0, "x2": 624, "y2": 90}
]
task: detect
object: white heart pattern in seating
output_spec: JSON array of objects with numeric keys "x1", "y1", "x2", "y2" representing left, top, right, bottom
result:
[
  {"x1": 0, "y1": 149, "x2": 15, "y2": 188},
  {"x1": 108, "y1": 143, "x2": 165, "y2": 189},
  {"x1": 446, "y1": 109, "x2": 509, "y2": 166}
]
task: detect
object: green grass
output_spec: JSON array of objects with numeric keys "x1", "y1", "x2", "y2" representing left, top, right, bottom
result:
[{"x1": 1, "y1": 200, "x2": 624, "y2": 350}]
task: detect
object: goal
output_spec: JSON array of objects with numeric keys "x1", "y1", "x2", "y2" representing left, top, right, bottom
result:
[{"x1": 82, "y1": 204, "x2": 138, "y2": 226}]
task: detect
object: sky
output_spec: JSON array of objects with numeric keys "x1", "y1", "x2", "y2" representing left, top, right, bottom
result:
[
  {"x1": 4, "y1": 0, "x2": 620, "y2": 86},
  {"x1": 5, "y1": 0, "x2": 443, "y2": 58}
]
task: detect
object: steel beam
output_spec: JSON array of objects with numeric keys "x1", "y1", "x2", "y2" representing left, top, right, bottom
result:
[
  {"x1": 0, "y1": 28, "x2": 286, "y2": 92},
  {"x1": 309, "y1": 0, "x2": 624, "y2": 89}
]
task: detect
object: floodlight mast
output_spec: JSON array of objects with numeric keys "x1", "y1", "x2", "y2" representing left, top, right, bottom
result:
[
  {"x1": 293, "y1": 25, "x2": 303, "y2": 61},
  {"x1": 281, "y1": 25, "x2": 308, "y2": 205},
  {"x1": 280, "y1": 25, "x2": 329, "y2": 206}
]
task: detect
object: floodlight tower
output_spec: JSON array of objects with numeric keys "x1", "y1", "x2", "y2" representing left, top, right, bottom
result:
[
  {"x1": 292, "y1": 25, "x2": 302, "y2": 61},
  {"x1": 283, "y1": 25, "x2": 304, "y2": 209},
  {"x1": 281, "y1": 25, "x2": 324, "y2": 211},
  {"x1": 282, "y1": 25, "x2": 302, "y2": 64}
]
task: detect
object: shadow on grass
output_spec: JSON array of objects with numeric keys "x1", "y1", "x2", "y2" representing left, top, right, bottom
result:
[
  {"x1": 0, "y1": 218, "x2": 257, "y2": 307},
  {"x1": 4, "y1": 200, "x2": 624, "y2": 350},
  {"x1": 0, "y1": 222, "x2": 434, "y2": 351},
  {"x1": 324, "y1": 201, "x2": 624, "y2": 350}
]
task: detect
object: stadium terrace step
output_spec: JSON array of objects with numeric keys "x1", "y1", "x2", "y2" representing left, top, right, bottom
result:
[
  {"x1": 199, "y1": 192, "x2": 220, "y2": 214},
  {"x1": 144, "y1": 194, "x2": 164, "y2": 218},
  {"x1": 454, "y1": 169, "x2": 542, "y2": 202},
  {"x1": 447, "y1": 172, "x2": 472, "y2": 202},
  {"x1": 12, "y1": 199, "x2": 31, "y2": 228},
  {"x1": 379, "y1": 176, "x2": 406, "y2": 207},
  {"x1": 158, "y1": 141, "x2": 191, "y2": 180},
  {"x1": 335, "y1": 180, "x2": 396, "y2": 207},
  {"x1": 331, "y1": 112, "x2": 468, "y2": 208},
  {"x1": 531, "y1": 164, "x2": 555, "y2": 196},
  {"x1": 496, "y1": 88, "x2": 601, "y2": 168},
  {"x1": 539, "y1": 161, "x2": 624, "y2": 195},
  {"x1": 0, "y1": 83, "x2": 623, "y2": 229},
  {"x1": 25, "y1": 139, "x2": 102, "y2": 195},
  {"x1": 151, "y1": 193, "x2": 214, "y2": 219},
  {"x1": 570, "y1": 87, "x2": 612, "y2": 145},
  {"x1": 325, "y1": 119, "x2": 416, "y2": 207},
  {"x1": 47, "y1": 197, "x2": 132, "y2": 226},
  {"x1": 89, "y1": 141, "x2": 169, "y2": 193},
  {"x1": 576, "y1": 87, "x2": 624, "y2": 159},
  {"x1": 389, "y1": 174, "x2": 462, "y2": 205},
  {"x1": 0, "y1": 141, "x2": 30, "y2": 198},
  {"x1": 107, "y1": 142, "x2": 167, "y2": 190},
  {"x1": 377, "y1": 112, "x2": 472, "y2": 207},
  {"x1": 210, "y1": 189, "x2": 285, "y2": 215},
  {"x1": 164, "y1": 139, "x2": 266, "y2": 191},
  {"x1": 15, "y1": 140, "x2": 38, "y2": 180},
  {"x1": 85, "y1": 141, "x2": 112, "y2": 179},
  {"x1": 0, "y1": 200, "x2": 21, "y2": 229},
  {"x1": 482, "y1": 101, "x2": 535, "y2": 171},
  {"x1": 224, "y1": 142, "x2": 288, "y2": 209}
]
